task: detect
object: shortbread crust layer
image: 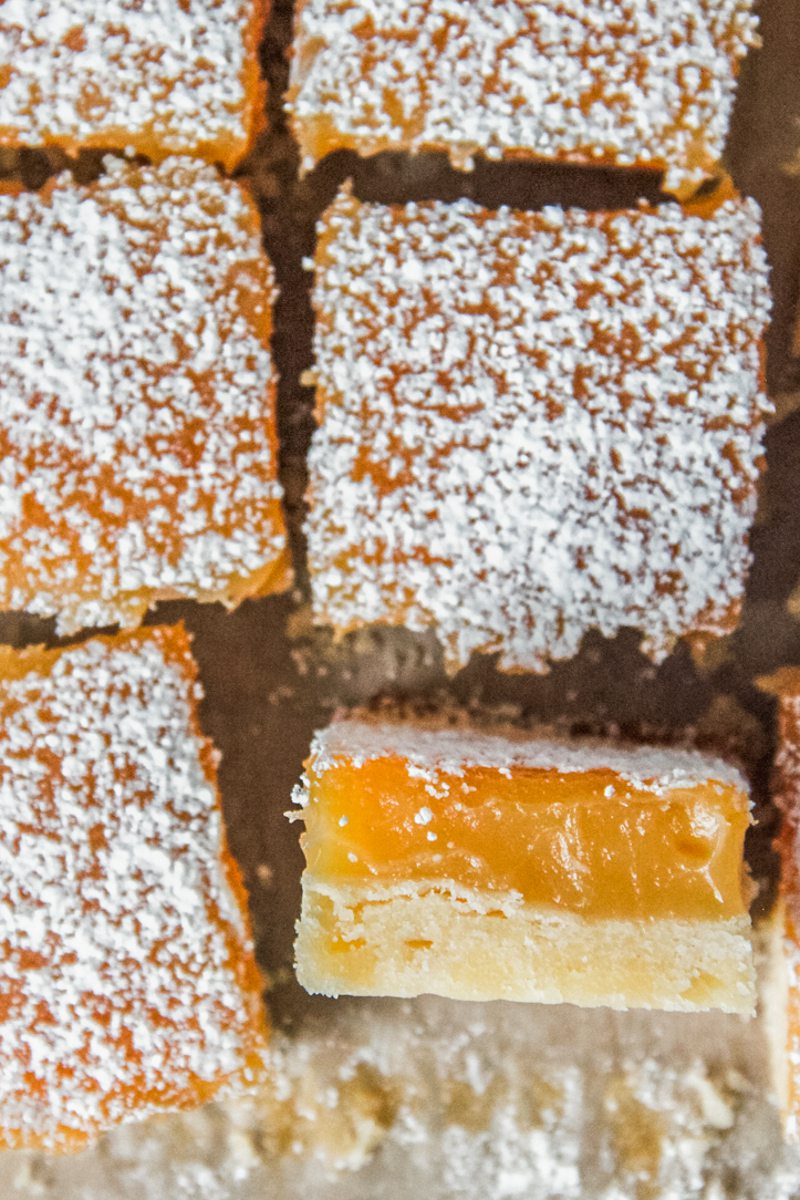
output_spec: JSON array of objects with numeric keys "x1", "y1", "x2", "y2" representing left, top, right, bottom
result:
[{"x1": 297, "y1": 885, "x2": 755, "y2": 1013}]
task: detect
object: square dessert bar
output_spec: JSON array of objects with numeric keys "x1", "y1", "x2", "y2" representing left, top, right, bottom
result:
[
  {"x1": 760, "y1": 669, "x2": 800, "y2": 1140},
  {"x1": 0, "y1": 157, "x2": 289, "y2": 634},
  {"x1": 294, "y1": 717, "x2": 755, "y2": 1012},
  {"x1": 289, "y1": 0, "x2": 758, "y2": 196},
  {"x1": 0, "y1": 625, "x2": 268, "y2": 1150},
  {"x1": 307, "y1": 190, "x2": 770, "y2": 673},
  {"x1": 0, "y1": 1, "x2": 269, "y2": 168}
]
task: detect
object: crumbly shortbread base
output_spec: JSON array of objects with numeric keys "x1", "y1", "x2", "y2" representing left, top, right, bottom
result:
[{"x1": 296, "y1": 882, "x2": 756, "y2": 1014}]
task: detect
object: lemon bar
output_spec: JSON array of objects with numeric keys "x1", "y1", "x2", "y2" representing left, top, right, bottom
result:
[
  {"x1": 0, "y1": 0, "x2": 268, "y2": 168},
  {"x1": 0, "y1": 157, "x2": 289, "y2": 633},
  {"x1": 759, "y1": 669, "x2": 800, "y2": 1139},
  {"x1": 307, "y1": 190, "x2": 770, "y2": 672},
  {"x1": 0, "y1": 625, "x2": 268, "y2": 1150},
  {"x1": 294, "y1": 717, "x2": 755, "y2": 1012},
  {"x1": 289, "y1": 0, "x2": 758, "y2": 196}
]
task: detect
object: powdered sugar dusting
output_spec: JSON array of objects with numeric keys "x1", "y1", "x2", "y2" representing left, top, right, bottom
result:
[
  {"x1": 307, "y1": 191, "x2": 770, "y2": 673},
  {"x1": 782, "y1": 925, "x2": 800, "y2": 1143},
  {"x1": 762, "y1": 672, "x2": 800, "y2": 1136},
  {"x1": 289, "y1": 0, "x2": 758, "y2": 193},
  {"x1": 0, "y1": 157, "x2": 288, "y2": 634},
  {"x1": 0, "y1": 0, "x2": 267, "y2": 167},
  {"x1": 307, "y1": 717, "x2": 749, "y2": 797},
  {"x1": 0, "y1": 996, "x2": 795, "y2": 1195},
  {"x1": 771, "y1": 673, "x2": 800, "y2": 839},
  {"x1": 765, "y1": 671, "x2": 800, "y2": 919},
  {"x1": 0, "y1": 626, "x2": 267, "y2": 1150}
]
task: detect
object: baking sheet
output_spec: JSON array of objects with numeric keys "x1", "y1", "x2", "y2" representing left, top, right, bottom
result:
[{"x1": 2, "y1": 0, "x2": 800, "y2": 1194}]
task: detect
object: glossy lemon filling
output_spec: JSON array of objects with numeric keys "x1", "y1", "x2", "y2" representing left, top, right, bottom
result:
[{"x1": 302, "y1": 757, "x2": 750, "y2": 921}]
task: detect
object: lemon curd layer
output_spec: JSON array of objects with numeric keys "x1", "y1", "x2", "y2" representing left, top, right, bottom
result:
[{"x1": 301, "y1": 740, "x2": 751, "y2": 923}]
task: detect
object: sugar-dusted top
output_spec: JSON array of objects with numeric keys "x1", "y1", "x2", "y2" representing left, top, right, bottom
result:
[
  {"x1": 289, "y1": 0, "x2": 758, "y2": 194},
  {"x1": 0, "y1": 625, "x2": 267, "y2": 1150},
  {"x1": 0, "y1": 0, "x2": 268, "y2": 167},
  {"x1": 308, "y1": 191, "x2": 771, "y2": 673},
  {"x1": 0, "y1": 156, "x2": 288, "y2": 633},
  {"x1": 761, "y1": 670, "x2": 800, "y2": 916},
  {"x1": 759, "y1": 670, "x2": 800, "y2": 1139},
  {"x1": 305, "y1": 716, "x2": 749, "y2": 799},
  {"x1": 763, "y1": 669, "x2": 800, "y2": 811}
]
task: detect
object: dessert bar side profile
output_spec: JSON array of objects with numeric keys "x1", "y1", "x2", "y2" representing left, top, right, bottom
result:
[
  {"x1": 760, "y1": 669, "x2": 800, "y2": 1141},
  {"x1": 294, "y1": 716, "x2": 755, "y2": 1013}
]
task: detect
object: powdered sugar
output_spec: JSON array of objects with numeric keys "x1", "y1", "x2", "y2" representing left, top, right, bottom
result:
[
  {"x1": 0, "y1": 156, "x2": 288, "y2": 633},
  {"x1": 289, "y1": 0, "x2": 758, "y2": 194},
  {"x1": 306, "y1": 716, "x2": 750, "y2": 797},
  {"x1": 307, "y1": 191, "x2": 771, "y2": 673},
  {"x1": 779, "y1": 926, "x2": 800, "y2": 1142},
  {"x1": 763, "y1": 670, "x2": 800, "y2": 905},
  {"x1": 770, "y1": 675, "x2": 800, "y2": 813},
  {"x1": 0, "y1": 0, "x2": 267, "y2": 167},
  {"x1": 0, "y1": 626, "x2": 267, "y2": 1149},
  {"x1": 0, "y1": 992, "x2": 796, "y2": 1196},
  {"x1": 761, "y1": 671, "x2": 800, "y2": 1137}
]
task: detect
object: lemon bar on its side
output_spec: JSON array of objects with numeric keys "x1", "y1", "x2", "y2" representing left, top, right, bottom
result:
[
  {"x1": 294, "y1": 717, "x2": 755, "y2": 1013},
  {"x1": 759, "y1": 669, "x2": 800, "y2": 1140}
]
